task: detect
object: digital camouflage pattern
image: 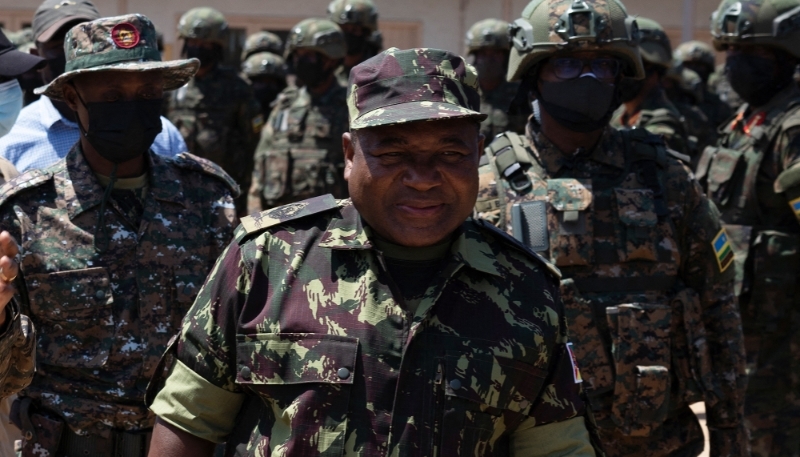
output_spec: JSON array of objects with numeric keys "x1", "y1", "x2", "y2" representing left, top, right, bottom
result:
[
  {"x1": 284, "y1": 18, "x2": 346, "y2": 60},
  {"x1": 348, "y1": 48, "x2": 485, "y2": 129},
  {"x1": 475, "y1": 122, "x2": 748, "y2": 456},
  {"x1": 178, "y1": 7, "x2": 229, "y2": 46},
  {"x1": 506, "y1": 0, "x2": 645, "y2": 82},
  {"x1": 0, "y1": 144, "x2": 237, "y2": 440},
  {"x1": 465, "y1": 19, "x2": 511, "y2": 53},
  {"x1": 241, "y1": 31, "x2": 283, "y2": 61},
  {"x1": 167, "y1": 65, "x2": 262, "y2": 215},
  {"x1": 36, "y1": 14, "x2": 199, "y2": 101},
  {"x1": 711, "y1": 0, "x2": 800, "y2": 58},
  {"x1": 696, "y1": 83, "x2": 800, "y2": 457},
  {"x1": 152, "y1": 196, "x2": 601, "y2": 456},
  {"x1": 0, "y1": 301, "x2": 35, "y2": 399},
  {"x1": 611, "y1": 87, "x2": 692, "y2": 158},
  {"x1": 247, "y1": 78, "x2": 349, "y2": 212}
]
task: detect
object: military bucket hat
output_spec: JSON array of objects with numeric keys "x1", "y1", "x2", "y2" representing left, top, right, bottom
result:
[
  {"x1": 36, "y1": 14, "x2": 199, "y2": 100},
  {"x1": 347, "y1": 47, "x2": 486, "y2": 129}
]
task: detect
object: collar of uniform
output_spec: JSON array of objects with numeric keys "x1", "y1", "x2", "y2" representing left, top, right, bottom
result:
[
  {"x1": 530, "y1": 123, "x2": 623, "y2": 173},
  {"x1": 449, "y1": 219, "x2": 503, "y2": 277},
  {"x1": 147, "y1": 153, "x2": 187, "y2": 207},
  {"x1": 318, "y1": 202, "x2": 373, "y2": 249}
]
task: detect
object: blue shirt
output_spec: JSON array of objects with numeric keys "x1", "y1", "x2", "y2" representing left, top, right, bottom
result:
[{"x1": 0, "y1": 96, "x2": 188, "y2": 172}]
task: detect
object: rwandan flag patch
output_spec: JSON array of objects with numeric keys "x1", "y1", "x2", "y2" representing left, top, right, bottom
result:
[
  {"x1": 790, "y1": 197, "x2": 800, "y2": 221},
  {"x1": 712, "y1": 228, "x2": 734, "y2": 273}
]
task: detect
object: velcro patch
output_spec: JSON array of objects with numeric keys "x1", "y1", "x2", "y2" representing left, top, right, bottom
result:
[
  {"x1": 712, "y1": 228, "x2": 734, "y2": 273},
  {"x1": 790, "y1": 196, "x2": 800, "y2": 221}
]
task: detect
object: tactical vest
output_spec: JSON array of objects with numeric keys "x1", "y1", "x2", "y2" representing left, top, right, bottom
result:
[
  {"x1": 479, "y1": 131, "x2": 716, "y2": 437},
  {"x1": 696, "y1": 100, "x2": 800, "y2": 328},
  {"x1": 259, "y1": 85, "x2": 348, "y2": 208}
]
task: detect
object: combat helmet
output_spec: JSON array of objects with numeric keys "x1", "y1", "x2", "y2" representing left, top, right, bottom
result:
[
  {"x1": 241, "y1": 31, "x2": 283, "y2": 60},
  {"x1": 285, "y1": 18, "x2": 346, "y2": 60},
  {"x1": 327, "y1": 0, "x2": 378, "y2": 32},
  {"x1": 241, "y1": 51, "x2": 286, "y2": 78},
  {"x1": 674, "y1": 40, "x2": 716, "y2": 70},
  {"x1": 507, "y1": 0, "x2": 644, "y2": 82},
  {"x1": 177, "y1": 7, "x2": 228, "y2": 47},
  {"x1": 636, "y1": 17, "x2": 672, "y2": 67},
  {"x1": 465, "y1": 19, "x2": 511, "y2": 54},
  {"x1": 711, "y1": 0, "x2": 800, "y2": 58}
]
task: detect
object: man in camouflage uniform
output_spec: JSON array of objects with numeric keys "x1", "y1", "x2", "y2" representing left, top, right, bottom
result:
[
  {"x1": 0, "y1": 15, "x2": 239, "y2": 456},
  {"x1": 247, "y1": 18, "x2": 349, "y2": 212},
  {"x1": 241, "y1": 52, "x2": 287, "y2": 121},
  {"x1": 466, "y1": 19, "x2": 528, "y2": 139},
  {"x1": 167, "y1": 7, "x2": 262, "y2": 216},
  {"x1": 674, "y1": 40, "x2": 733, "y2": 134},
  {"x1": 611, "y1": 17, "x2": 692, "y2": 158},
  {"x1": 697, "y1": 0, "x2": 800, "y2": 454},
  {"x1": 476, "y1": 0, "x2": 748, "y2": 455},
  {"x1": 148, "y1": 46, "x2": 602, "y2": 457},
  {"x1": 662, "y1": 64, "x2": 715, "y2": 169},
  {"x1": 327, "y1": 0, "x2": 382, "y2": 84}
]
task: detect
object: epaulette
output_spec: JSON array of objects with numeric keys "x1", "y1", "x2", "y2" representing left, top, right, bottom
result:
[
  {"x1": 173, "y1": 152, "x2": 241, "y2": 198},
  {"x1": 474, "y1": 218, "x2": 562, "y2": 281},
  {"x1": 236, "y1": 194, "x2": 341, "y2": 244},
  {"x1": 0, "y1": 169, "x2": 52, "y2": 208}
]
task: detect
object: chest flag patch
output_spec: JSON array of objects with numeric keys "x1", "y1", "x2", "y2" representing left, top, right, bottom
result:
[
  {"x1": 566, "y1": 342, "x2": 583, "y2": 384},
  {"x1": 789, "y1": 196, "x2": 800, "y2": 221},
  {"x1": 712, "y1": 228, "x2": 734, "y2": 273}
]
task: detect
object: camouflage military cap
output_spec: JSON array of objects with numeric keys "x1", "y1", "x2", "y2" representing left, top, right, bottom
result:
[
  {"x1": 241, "y1": 31, "x2": 283, "y2": 60},
  {"x1": 177, "y1": 7, "x2": 228, "y2": 46},
  {"x1": 637, "y1": 17, "x2": 672, "y2": 67},
  {"x1": 711, "y1": 0, "x2": 800, "y2": 58},
  {"x1": 327, "y1": 0, "x2": 379, "y2": 32},
  {"x1": 348, "y1": 47, "x2": 486, "y2": 129},
  {"x1": 465, "y1": 18, "x2": 511, "y2": 53},
  {"x1": 285, "y1": 18, "x2": 346, "y2": 60},
  {"x1": 241, "y1": 51, "x2": 286, "y2": 78},
  {"x1": 507, "y1": 0, "x2": 644, "y2": 81},
  {"x1": 674, "y1": 40, "x2": 716, "y2": 70},
  {"x1": 36, "y1": 14, "x2": 199, "y2": 100}
]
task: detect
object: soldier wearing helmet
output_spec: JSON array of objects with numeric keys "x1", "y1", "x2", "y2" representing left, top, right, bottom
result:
[
  {"x1": 674, "y1": 40, "x2": 733, "y2": 144},
  {"x1": 697, "y1": 0, "x2": 800, "y2": 454},
  {"x1": 241, "y1": 52, "x2": 287, "y2": 120},
  {"x1": 466, "y1": 18, "x2": 528, "y2": 139},
  {"x1": 475, "y1": 0, "x2": 747, "y2": 455},
  {"x1": 611, "y1": 17, "x2": 692, "y2": 159},
  {"x1": 661, "y1": 64, "x2": 716, "y2": 168},
  {"x1": 327, "y1": 0, "x2": 382, "y2": 84},
  {"x1": 241, "y1": 31, "x2": 283, "y2": 61},
  {"x1": 166, "y1": 7, "x2": 263, "y2": 216},
  {"x1": 247, "y1": 18, "x2": 349, "y2": 212}
]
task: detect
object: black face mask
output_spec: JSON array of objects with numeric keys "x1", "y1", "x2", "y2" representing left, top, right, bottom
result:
[
  {"x1": 473, "y1": 57, "x2": 506, "y2": 88},
  {"x1": 251, "y1": 80, "x2": 285, "y2": 111},
  {"x1": 183, "y1": 43, "x2": 219, "y2": 68},
  {"x1": 292, "y1": 56, "x2": 330, "y2": 88},
  {"x1": 75, "y1": 92, "x2": 163, "y2": 164},
  {"x1": 537, "y1": 76, "x2": 617, "y2": 133},
  {"x1": 726, "y1": 54, "x2": 794, "y2": 107},
  {"x1": 345, "y1": 33, "x2": 367, "y2": 56},
  {"x1": 617, "y1": 77, "x2": 645, "y2": 103}
]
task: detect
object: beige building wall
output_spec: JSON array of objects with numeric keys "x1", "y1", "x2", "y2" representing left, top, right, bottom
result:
[{"x1": 1, "y1": 0, "x2": 726, "y2": 62}]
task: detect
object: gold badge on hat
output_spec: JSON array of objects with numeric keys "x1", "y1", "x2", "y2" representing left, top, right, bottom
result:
[{"x1": 111, "y1": 23, "x2": 140, "y2": 49}]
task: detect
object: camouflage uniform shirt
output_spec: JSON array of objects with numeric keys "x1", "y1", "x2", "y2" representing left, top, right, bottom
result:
[
  {"x1": 475, "y1": 121, "x2": 747, "y2": 456},
  {"x1": 247, "y1": 81, "x2": 350, "y2": 212},
  {"x1": 167, "y1": 66, "x2": 263, "y2": 213},
  {"x1": 151, "y1": 196, "x2": 599, "y2": 456},
  {"x1": 611, "y1": 87, "x2": 691, "y2": 158},
  {"x1": 0, "y1": 144, "x2": 238, "y2": 436},
  {"x1": 0, "y1": 300, "x2": 35, "y2": 399}
]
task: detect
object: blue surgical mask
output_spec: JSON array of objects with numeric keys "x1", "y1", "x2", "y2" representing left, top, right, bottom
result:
[{"x1": 0, "y1": 79, "x2": 23, "y2": 138}]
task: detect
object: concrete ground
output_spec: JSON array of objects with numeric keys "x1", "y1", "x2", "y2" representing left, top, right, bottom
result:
[{"x1": 691, "y1": 402, "x2": 711, "y2": 457}]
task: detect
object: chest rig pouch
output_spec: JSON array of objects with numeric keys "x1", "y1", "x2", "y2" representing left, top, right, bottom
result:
[{"x1": 263, "y1": 100, "x2": 336, "y2": 205}]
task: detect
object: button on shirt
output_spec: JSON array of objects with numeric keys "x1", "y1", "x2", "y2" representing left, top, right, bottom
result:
[{"x1": 0, "y1": 96, "x2": 188, "y2": 172}]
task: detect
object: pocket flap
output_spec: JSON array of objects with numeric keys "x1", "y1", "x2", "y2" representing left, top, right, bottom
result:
[
  {"x1": 444, "y1": 350, "x2": 547, "y2": 414},
  {"x1": 236, "y1": 333, "x2": 359, "y2": 385},
  {"x1": 707, "y1": 147, "x2": 744, "y2": 193},
  {"x1": 27, "y1": 267, "x2": 113, "y2": 319},
  {"x1": 547, "y1": 179, "x2": 592, "y2": 212},
  {"x1": 614, "y1": 188, "x2": 657, "y2": 227}
]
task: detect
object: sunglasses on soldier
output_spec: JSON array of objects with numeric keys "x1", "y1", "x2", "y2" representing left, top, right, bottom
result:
[{"x1": 550, "y1": 57, "x2": 621, "y2": 81}]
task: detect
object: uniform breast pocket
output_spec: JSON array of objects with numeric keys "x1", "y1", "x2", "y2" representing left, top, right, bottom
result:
[
  {"x1": 547, "y1": 178, "x2": 593, "y2": 267},
  {"x1": 614, "y1": 188, "x2": 660, "y2": 262},
  {"x1": 438, "y1": 350, "x2": 547, "y2": 457},
  {"x1": 26, "y1": 268, "x2": 114, "y2": 368},
  {"x1": 235, "y1": 333, "x2": 358, "y2": 457}
]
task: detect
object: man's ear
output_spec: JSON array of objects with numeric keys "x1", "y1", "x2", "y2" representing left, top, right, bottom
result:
[
  {"x1": 343, "y1": 131, "x2": 355, "y2": 181},
  {"x1": 61, "y1": 82, "x2": 80, "y2": 112}
]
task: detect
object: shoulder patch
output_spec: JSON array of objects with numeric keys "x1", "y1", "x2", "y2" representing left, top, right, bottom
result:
[
  {"x1": 712, "y1": 228, "x2": 735, "y2": 273},
  {"x1": 173, "y1": 152, "x2": 241, "y2": 198},
  {"x1": 237, "y1": 194, "x2": 341, "y2": 243},
  {"x1": 0, "y1": 169, "x2": 52, "y2": 208},
  {"x1": 474, "y1": 218, "x2": 561, "y2": 280}
]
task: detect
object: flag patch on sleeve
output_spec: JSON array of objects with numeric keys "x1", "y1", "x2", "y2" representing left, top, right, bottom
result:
[
  {"x1": 789, "y1": 196, "x2": 800, "y2": 221},
  {"x1": 712, "y1": 228, "x2": 734, "y2": 273},
  {"x1": 566, "y1": 342, "x2": 583, "y2": 384}
]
